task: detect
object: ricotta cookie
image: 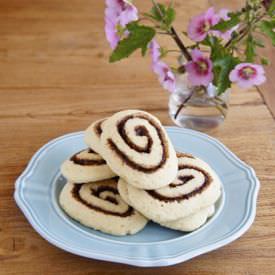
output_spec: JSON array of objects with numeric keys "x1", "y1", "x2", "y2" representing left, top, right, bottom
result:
[
  {"x1": 59, "y1": 178, "x2": 148, "y2": 236},
  {"x1": 84, "y1": 118, "x2": 106, "y2": 154},
  {"x1": 160, "y1": 205, "x2": 215, "y2": 232},
  {"x1": 100, "y1": 110, "x2": 178, "y2": 190},
  {"x1": 61, "y1": 148, "x2": 116, "y2": 183},
  {"x1": 118, "y1": 153, "x2": 221, "y2": 222}
]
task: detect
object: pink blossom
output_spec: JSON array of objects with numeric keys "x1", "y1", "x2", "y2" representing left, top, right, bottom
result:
[
  {"x1": 105, "y1": 17, "x2": 120, "y2": 49},
  {"x1": 119, "y1": 3, "x2": 138, "y2": 26},
  {"x1": 105, "y1": 0, "x2": 138, "y2": 49},
  {"x1": 211, "y1": 9, "x2": 238, "y2": 41},
  {"x1": 187, "y1": 7, "x2": 219, "y2": 42},
  {"x1": 149, "y1": 40, "x2": 176, "y2": 93},
  {"x1": 154, "y1": 62, "x2": 176, "y2": 92},
  {"x1": 149, "y1": 39, "x2": 161, "y2": 63},
  {"x1": 188, "y1": 7, "x2": 238, "y2": 42},
  {"x1": 185, "y1": 49, "x2": 213, "y2": 86},
  {"x1": 105, "y1": 0, "x2": 138, "y2": 27},
  {"x1": 229, "y1": 63, "x2": 266, "y2": 88}
]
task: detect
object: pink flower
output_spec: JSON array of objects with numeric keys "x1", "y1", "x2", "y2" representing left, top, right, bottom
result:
[
  {"x1": 187, "y1": 7, "x2": 219, "y2": 42},
  {"x1": 211, "y1": 9, "x2": 238, "y2": 41},
  {"x1": 105, "y1": 17, "x2": 120, "y2": 49},
  {"x1": 149, "y1": 39, "x2": 161, "y2": 63},
  {"x1": 105, "y1": 0, "x2": 138, "y2": 49},
  {"x1": 229, "y1": 63, "x2": 266, "y2": 88},
  {"x1": 185, "y1": 49, "x2": 213, "y2": 86},
  {"x1": 119, "y1": 3, "x2": 138, "y2": 26},
  {"x1": 188, "y1": 7, "x2": 238, "y2": 42},
  {"x1": 218, "y1": 8, "x2": 230, "y2": 21},
  {"x1": 149, "y1": 40, "x2": 176, "y2": 93},
  {"x1": 154, "y1": 62, "x2": 176, "y2": 92}
]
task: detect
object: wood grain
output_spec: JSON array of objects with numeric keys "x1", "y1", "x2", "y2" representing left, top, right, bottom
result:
[{"x1": 0, "y1": 1, "x2": 275, "y2": 274}]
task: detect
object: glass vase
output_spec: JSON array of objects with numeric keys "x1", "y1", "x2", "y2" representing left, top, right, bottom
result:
[{"x1": 169, "y1": 76, "x2": 230, "y2": 131}]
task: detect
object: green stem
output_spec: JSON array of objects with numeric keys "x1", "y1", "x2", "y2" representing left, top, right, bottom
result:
[
  {"x1": 151, "y1": 0, "x2": 192, "y2": 61},
  {"x1": 156, "y1": 31, "x2": 170, "y2": 35},
  {"x1": 170, "y1": 27, "x2": 192, "y2": 61},
  {"x1": 211, "y1": 97, "x2": 228, "y2": 117},
  {"x1": 174, "y1": 91, "x2": 194, "y2": 120},
  {"x1": 214, "y1": 104, "x2": 227, "y2": 118},
  {"x1": 225, "y1": 11, "x2": 267, "y2": 49}
]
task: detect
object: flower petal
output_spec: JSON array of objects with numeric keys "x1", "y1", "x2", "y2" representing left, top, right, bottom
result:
[
  {"x1": 229, "y1": 68, "x2": 239, "y2": 82},
  {"x1": 253, "y1": 74, "x2": 266, "y2": 85},
  {"x1": 104, "y1": 0, "x2": 138, "y2": 48},
  {"x1": 191, "y1": 49, "x2": 203, "y2": 61}
]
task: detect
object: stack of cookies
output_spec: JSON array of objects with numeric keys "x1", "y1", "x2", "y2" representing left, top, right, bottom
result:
[{"x1": 59, "y1": 110, "x2": 221, "y2": 236}]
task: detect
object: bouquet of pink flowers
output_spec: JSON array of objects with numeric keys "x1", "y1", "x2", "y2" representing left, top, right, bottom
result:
[{"x1": 104, "y1": 0, "x2": 275, "y2": 95}]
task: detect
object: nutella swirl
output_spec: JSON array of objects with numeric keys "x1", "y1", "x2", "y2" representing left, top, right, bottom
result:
[
  {"x1": 121, "y1": 152, "x2": 221, "y2": 222},
  {"x1": 70, "y1": 149, "x2": 106, "y2": 166},
  {"x1": 107, "y1": 113, "x2": 169, "y2": 173},
  {"x1": 94, "y1": 119, "x2": 105, "y2": 137},
  {"x1": 176, "y1": 152, "x2": 195, "y2": 159},
  {"x1": 147, "y1": 164, "x2": 212, "y2": 202},
  {"x1": 71, "y1": 179, "x2": 134, "y2": 217},
  {"x1": 84, "y1": 118, "x2": 107, "y2": 154}
]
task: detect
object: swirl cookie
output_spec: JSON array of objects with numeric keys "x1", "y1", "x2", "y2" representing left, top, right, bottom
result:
[
  {"x1": 84, "y1": 118, "x2": 106, "y2": 154},
  {"x1": 118, "y1": 179, "x2": 215, "y2": 232},
  {"x1": 100, "y1": 110, "x2": 178, "y2": 190},
  {"x1": 117, "y1": 177, "x2": 132, "y2": 205},
  {"x1": 118, "y1": 153, "x2": 221, "y2": 222},
  {"x1": 160, "y1": 205, "x2": 215, "y2": 232},
  {"x1": 59, "y1": 178, "x2": 148, "y2": 236},
  {"x1": 61, "y1": 148, "x2": 116, "y2": 183}
]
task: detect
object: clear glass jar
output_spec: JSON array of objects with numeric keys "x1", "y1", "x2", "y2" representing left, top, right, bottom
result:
[{"x1": 169, "y1": 75, "x2": 230, "y2": 131}]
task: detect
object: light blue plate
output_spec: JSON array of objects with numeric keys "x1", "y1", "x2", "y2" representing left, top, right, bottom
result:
[{"x1": 14, "y1": 127, "x2": 259, "y2": 267}]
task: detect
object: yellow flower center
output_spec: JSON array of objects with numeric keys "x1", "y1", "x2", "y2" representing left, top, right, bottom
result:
[
  {"x1": 239, "y1": 66, "x2": 256, "y2": 80},
  {"x1": 198, "y1": 60, "x2": 208, "y2": 71}
]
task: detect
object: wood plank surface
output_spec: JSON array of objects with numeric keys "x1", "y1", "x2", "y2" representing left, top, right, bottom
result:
[{"x1": 1, "y1": 1, "x2": 275, "y2": 274}]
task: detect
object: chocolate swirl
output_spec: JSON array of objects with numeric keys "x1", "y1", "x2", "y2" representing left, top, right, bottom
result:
[
  {"x1": 176, "y1": 152, "x2": 195, "y2": 159},
  {"x1": 169, "y1": 175, "x2": 194, "y2": 188},
  {"x1": 71, "y1": 180, "x2": 134, "y2": 217},
  {"x1": 147, "y1": 164, "x2": 212, "y2": 202},
  {"x1": 94, "y1": 119, "x2": 105, "y2": 137},
  {"x1": 70, "y1": 149, "x2": 106, "y2": 166},
  {"x1": 107, "y1": 113, "x2": 169, "y2": 173}
]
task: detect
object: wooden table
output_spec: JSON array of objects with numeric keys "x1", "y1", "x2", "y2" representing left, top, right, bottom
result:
[{"x1": 1, "y1": 1, "x2": 275, "y2": 274}]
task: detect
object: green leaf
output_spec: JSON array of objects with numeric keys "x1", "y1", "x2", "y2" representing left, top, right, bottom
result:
[
  {"x1": 142, "y1": 12, "x2": 156, "y2": 20},
  {"x1": 254, "y1": 38, "x2": 265, "y2": 48},
  {"x1": 261, "y1": 57, "x2": 270, "y2": 65},
  {"x1": 213, "y1": 55, "x2": 239, "y2": 95},
  {"x1": 267, "y1": 0, "x2": 275, "y2": 16},
  {"x1": 165, "y1": 6, "x2": 176, "y2": 27},
  {"x1": 159, "y1": 47, "x2": 168, "y2": 58},
  {"x1": 150, "y1": 3, "x2": 166, "y2": 22},
  {"x1": 212, "y1": 13, "x2": 240, "y2": 32},
  {"x1": 245, "y1": 34, "x2": 256, "y2": 62},
  {"x1": 207, "y1": 36, "x2": 226, "y2": 60},
  {"x1": 259, "y1": 20, "x2": 275, "y2": 46},
  {"x1": 149, "y1": 2, "x2": 176, "y2": 29},
  {"x1": 109, "y1": 22, "x2": 156, "y2": 63}
]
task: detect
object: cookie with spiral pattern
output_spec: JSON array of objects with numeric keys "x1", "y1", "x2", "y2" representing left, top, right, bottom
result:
[
  {"x1": 61, "y1": 148, "x2": 116, "y2": 183},
  {"x1": 160, "y1": 205, "x2": 215, "y2": 232},
  {"x1": 84, "y1": 118, "x2": 106, "y2": 155},
  {"x1": 118, "y1": 179, "x2": 215, "y2": 232},
  {"x1": 118, "y1": 153, "x2": 221, "y2": 222},
  {"x1": 100, "y1": 110, "x2": 178, "y2": 190},
  {"x1": 59, "y1": 178, "x2": 148, "y2": 236}
]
